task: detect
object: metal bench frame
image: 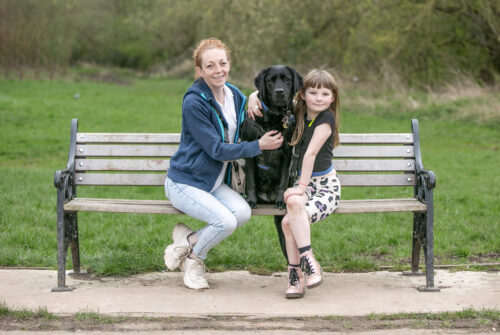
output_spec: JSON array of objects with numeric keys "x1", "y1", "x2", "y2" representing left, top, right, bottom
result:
[{"x1": 53, "y1": 119, "x2": 438, "y2": 292}]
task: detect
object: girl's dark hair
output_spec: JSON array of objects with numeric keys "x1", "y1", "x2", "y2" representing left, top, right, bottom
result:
[{"x1": 290, "y1": 69, "x2": 340, "y2": 148}]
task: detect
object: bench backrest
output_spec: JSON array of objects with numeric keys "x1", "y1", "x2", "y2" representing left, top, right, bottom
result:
[{"x1": 68, "y1": 119, "x2": 424, "y2": 190}]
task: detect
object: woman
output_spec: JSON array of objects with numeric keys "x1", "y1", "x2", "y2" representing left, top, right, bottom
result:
[{"x1": 164, "y1": 38, "x2": 283, "y2": 290}]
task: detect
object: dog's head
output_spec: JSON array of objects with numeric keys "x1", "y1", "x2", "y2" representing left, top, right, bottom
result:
[{"x1": 255, "y1": 65, "x2": 303, "y2": 114}]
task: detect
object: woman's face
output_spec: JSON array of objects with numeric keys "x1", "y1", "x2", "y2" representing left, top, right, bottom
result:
[{"x1": 196, "y1": 48, "x2": 230, "y2": 91}]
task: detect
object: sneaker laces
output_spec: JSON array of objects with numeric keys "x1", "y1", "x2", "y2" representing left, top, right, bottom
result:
[
  {"x1": 288, "y1": 267, "x2": 300, "y2": 287},
  {"x1": 192, "y1": 258, "x2": 209, "y2": 277},
  {"x1": 300, "y1": 256, "x2": 316, "y2": 276}
]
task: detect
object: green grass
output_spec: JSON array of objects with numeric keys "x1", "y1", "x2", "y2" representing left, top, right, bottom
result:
[
  {"x1": 0, "y1": 301, "x2": 56, "y2": 320},
  {"x1": 0, "y1": 72, "x2": 499, "y2": 276},
  {"x1": 1, "y1": 302, "x2": 497, "y2": 331},
  {"x1": 365, "y1": 308, "x2": 500, "y2": 322}
]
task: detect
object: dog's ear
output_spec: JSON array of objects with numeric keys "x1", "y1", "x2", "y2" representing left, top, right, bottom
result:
[
  {"x1": 287, "y1": 66, "x2": 303, "y2": 95},
  {"x1": 254, "y1": 68, "x2": 268, "y2": 103}
]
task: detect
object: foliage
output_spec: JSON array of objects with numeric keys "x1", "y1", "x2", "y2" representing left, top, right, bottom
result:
[{"x1": 0, "y1": 0, "x2": 499, "y2": 86}]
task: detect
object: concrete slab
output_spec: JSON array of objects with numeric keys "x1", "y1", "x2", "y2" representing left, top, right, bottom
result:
[{"x1": 0, "y1": 269, "x2": 498, "y2": 317}]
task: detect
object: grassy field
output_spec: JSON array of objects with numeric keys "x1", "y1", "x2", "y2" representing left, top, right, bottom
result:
[{"x1": 0, "y1": 69, "x2": 499, "y2": 276}]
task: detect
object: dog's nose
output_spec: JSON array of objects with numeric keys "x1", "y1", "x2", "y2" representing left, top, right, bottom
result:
[{"x1": 275, "y1": 88, "x2": 284, "y2": 95}]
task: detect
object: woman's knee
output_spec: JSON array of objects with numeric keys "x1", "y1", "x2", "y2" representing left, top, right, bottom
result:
[
  {"x1": 235, "y1": 203, "x2": 251, "y2": 226},
  {"x1": 217, "y1": 215, "x2": 238, "y2": 236}
]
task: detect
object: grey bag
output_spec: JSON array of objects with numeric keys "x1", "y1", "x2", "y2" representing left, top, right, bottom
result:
[{"x1": 230, "y1": 160, "x2": 246, "y2": 196}]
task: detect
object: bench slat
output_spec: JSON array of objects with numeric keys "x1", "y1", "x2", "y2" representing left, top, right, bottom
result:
[
  {"x1": 333, "y1": 159, "x2": 415, "y2": 172},
  {"x1": 75, "y1": 158, "x2": 415, "y2": 172},
  {"x1": 64, "y1": 198, "x2": 426, "y2": 214},
  {"x1": 340, "y1": 133, "x2": 413, "y2": 144},
  {"x1": 75, "y1": 145, "x2": 178, "y2": 157},
  {"x1": 333, "y1": 145, "x2": 414, "y2": 158},
  {"x1": 75, "y1": 144, "x2": 414, "y2": 158},
  {"x1": 74, "y1": 173, "x2": 415, "y2": 186},
  {"x1": 77, "y1": 133, "x2": 181, "y2": 144},
  {"x1": 76, "y1": 133, "x2": 413, "y2": 144},
  {"x1": 75, "y1": 159, "x2": 170, "y2": 171}
]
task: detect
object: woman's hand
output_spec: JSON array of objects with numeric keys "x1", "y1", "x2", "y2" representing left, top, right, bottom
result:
[
  {"x1": 258, "y1": 130, "x2": 283, "y2": 150},
  {"x1": 247, "y1": 90, "x2": 263, "y2": 120}
]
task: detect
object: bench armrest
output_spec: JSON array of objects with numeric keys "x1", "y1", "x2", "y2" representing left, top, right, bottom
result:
[
  {"x1": 54, "y1": 167, "x2": 73, "y2": 189},
  {"x1": 418, "y1": 168, "x2": 436, "y2": 190}
]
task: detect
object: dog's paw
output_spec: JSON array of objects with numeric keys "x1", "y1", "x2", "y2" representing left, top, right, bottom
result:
[
  {"x1": 246, "y1": 194, "x2": 258, "y2": 208},
  {"x1": 248, "y1": 200, "x2": 257, "y2": 209},
  {"x1": 275, "y1": 201, "x2": 286, "y2": 210}
]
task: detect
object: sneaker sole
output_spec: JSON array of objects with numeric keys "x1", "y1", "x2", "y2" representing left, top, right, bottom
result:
[
  {"x1": 306, "y1": 278, "x2": 323, "y2": 289},
  {"x1": 183, "y1": 276, "x2": 209, "y2": 290},
  {"x1": 285, "y1": 292, "x2": 304, "y2": 299},
  {"x1": 164, "y1": 244, "x2": 188, "y2": 271}
]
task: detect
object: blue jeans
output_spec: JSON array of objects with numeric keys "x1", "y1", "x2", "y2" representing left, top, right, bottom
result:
[{"x1": 165, "y1": 176, "x2": 251, "y2": 260}]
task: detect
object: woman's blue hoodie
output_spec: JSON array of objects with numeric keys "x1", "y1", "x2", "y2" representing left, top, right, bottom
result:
[{"x1": 167, "y1": 79, "x2": 261, "y2": 192}]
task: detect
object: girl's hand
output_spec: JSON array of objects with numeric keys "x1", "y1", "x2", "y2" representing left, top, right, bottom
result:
[
  {"x1": 247, "y1": 90, "x2": 263, "y2": 120},
  {"x1": 284, "y1": 186, "x2": 305, "y2": 203}
]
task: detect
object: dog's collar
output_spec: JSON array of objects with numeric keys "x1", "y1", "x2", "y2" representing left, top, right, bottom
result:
[
  {"x1": 260, "y1": 100, "x2": 294, "y2": 129},
  {"x1": 257, "y1": 164, "x2": 270, "y2": 170},
  {"x1": 260, "y1": 100, "x2": 269, "y2": 112}
]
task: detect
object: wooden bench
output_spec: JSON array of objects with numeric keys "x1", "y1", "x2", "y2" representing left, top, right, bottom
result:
[{"x1": 53, "y1": 118, "x2": 438, "y2": 292}]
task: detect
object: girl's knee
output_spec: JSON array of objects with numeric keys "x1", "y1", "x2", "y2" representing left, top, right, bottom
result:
[
  {"x1": 286, "y1": 195, "x2": 306, "y2": 211},
  {"x1": 281, "y1": 215, "x2": 291, "y2": 233}
]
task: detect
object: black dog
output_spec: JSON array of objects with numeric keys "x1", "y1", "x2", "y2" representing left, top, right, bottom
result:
[{"x1": 241, "y1": 65, "x2": 303, "y2": 259}]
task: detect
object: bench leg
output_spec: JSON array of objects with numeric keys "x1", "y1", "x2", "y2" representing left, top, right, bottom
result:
[
  {"x1": 273, "y1": 215, "x2": 288, "y2": 262},
  {"x1": 67, "y1": 212, "x2": 84, "y2": 276},
  {"x1": 418, "y1": 190, "x2": 440, "y2": 292},
  {"x1": 52, "y1": 209, "x2": 75, "y2": 292},
  {"x1": 404, "y1": 213, "x2": 425, "y2": 276}
]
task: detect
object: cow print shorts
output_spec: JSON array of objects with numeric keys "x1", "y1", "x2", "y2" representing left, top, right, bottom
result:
[{"x1": 295, "y1": 173, "x2": 341, "y2": 224}]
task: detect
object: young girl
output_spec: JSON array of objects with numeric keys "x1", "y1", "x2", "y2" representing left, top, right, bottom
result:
[{"x1": 281, "y1": 69, "x2": 341, "y2": 298}]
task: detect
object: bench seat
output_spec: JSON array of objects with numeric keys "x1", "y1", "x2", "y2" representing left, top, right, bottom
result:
[{"x1": 64, "y1": 198, "x2": 427, "y2": 215}]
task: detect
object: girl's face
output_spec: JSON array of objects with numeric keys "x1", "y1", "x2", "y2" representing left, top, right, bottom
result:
[
  {"x1": 196, "y1": 48, "x2": 230, "y2": 91},
  {"x1": 301, "y1": 86, "x2": 335, "y2": 115}
]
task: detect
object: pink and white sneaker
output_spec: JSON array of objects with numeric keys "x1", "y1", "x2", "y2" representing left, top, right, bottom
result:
[
  {"x1": 300, "y1": 251, "x2": 323, "y2": 288},
  {"x1": 285, "y1": 266, "x2": 305, "y2": 299}
]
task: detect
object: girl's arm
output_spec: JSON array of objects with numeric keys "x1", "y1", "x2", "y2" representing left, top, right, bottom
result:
[
  {"x1": 284, "y1": 123, "x2": 332, "y2": 202},
  {"x1": 247, "y1": 90, "x2": 263, "y2": 120}
]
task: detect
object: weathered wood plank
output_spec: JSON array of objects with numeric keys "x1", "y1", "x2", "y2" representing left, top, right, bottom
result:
[
  {"x1": 339, "y1": 133, "x2": 413, "y2": 144},
  {"x1": 75, "y1": 145, "x2": 178, "y2": 157},
  {"x1": 76, "y1": 133, "x2": 181, "y2": 144},
  {"x1": 339, "y1": 174, "x2": 415, "y2": 186},
  {"x1": 74, "y1": 173, "x2": 415, "y2": 186},
  {"x1": 75, "y1": 159, "x2": 170, "y2": 171},
  {"x1": 332, "y1": 159, "x2": 415, "y2": 172},
  {"x1": 333, "y1": 145, "x2": 415, "y2": 158},
  {"x1": 64, "y1": 198, "x2": 426, "y2": 214},
  {"x1": 75, "y1": 158, "x2": 414, "y2": 172},
  {"x1": 75, "y1": 144, "x2": 414, "y2": 158},
  {"x1": 76, "y1": 133, "x2": 413, "y2": 144}
]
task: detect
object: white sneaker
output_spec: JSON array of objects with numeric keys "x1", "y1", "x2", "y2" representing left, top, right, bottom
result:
[
  {"x1": 183, "y1": 257, "x2": 209, "y2": 289},
  {"x1": 164, "y1": 223, "x2": 194, "y2": 271}
]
